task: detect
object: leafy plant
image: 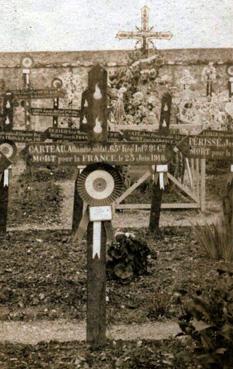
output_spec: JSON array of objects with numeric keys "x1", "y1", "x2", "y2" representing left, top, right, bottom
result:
[
  {"x1": 107, "y1": 233, "x2": 151, "y2": 282},
  {"x1": 178, "y1": 269, "x2": 233, "y2": 369},
  {"x1": 193, "y1": 216, "x2": 233, "y2": 261}
]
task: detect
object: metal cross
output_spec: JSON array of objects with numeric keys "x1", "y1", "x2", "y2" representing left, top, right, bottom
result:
[{"x1": 116, "y1": 6, "x2": 173, "y2": 54}]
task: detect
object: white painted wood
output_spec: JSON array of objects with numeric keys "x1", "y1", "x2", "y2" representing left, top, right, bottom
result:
[
  {"x1": 156, "y1": 164, "x2": 168, "y2": 173},
  {"x1": 159, "y1": 172, "x2": 165, "y2": 190},
  {"x1": 113, "y1": 161, "x2": 203, "y2": 211},
  {"x1": 93, "y1": 221, "x2": 101, "y2": 259},
  {"x1": 116, "y1": 203, "x2": 200, "y2": 210},
  {"x1": 167, "y1": 173, "x2": 198, "y2": 203},
  {"x1": 115, "y1": 170, "x2": 151, "y2": 205},
  {"x1": 89, "y1": 206, "x2": 112, "y2": 222},
  {"x1": 3, "y1": 169, "x2": 9, "y2": 187},
  {"x1": 200, "y1": 159, "x2": 206, "y2": 212},
  {"x1": 195, "y1": 159, "x2": 200, "y2": 201},
  {"x1": 185, "y1": 158, "x2": 193, "y2": 189}
]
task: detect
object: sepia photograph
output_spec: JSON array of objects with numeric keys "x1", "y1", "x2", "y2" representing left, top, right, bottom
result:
[{"x1": 0, "y1": 0, "x2": 233, "y2": 368}]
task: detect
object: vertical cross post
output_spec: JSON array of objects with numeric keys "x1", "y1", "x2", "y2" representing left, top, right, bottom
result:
[
  {"x1": 159, "y1": 92, "x2": 172, "y2": 134},
  {"x1": 223, "y1": 165, "x2": 233, "y2": 242},
  {"x1": 86, "y1": 219, "x2": 107, "y2": 347},
  {"x1": 86, "y1": 65, "x2": 108, "y2": 143},
  {"x1": 84, "y1": 65, "x2": 109, "y2": 347},
  {"x1": 22, "y1": 58, "x2": 33, "y2": 131},
  {"x1": 149, "y1": 92, "x2": 172, "y2": 234},
  {"x1": 23, "y1": 68, "x2": 32, "y2": 131},
  {"x1": 80, "y1": 90, "x2": 89, "y2": 132},
  {"x1": 200, "y1": 159, "x2": 206, "y2": 212},
  {"x1": 3, "y1": 92, "x2": 14, "y2": 131},
  {"x1": 53, "y1": 97, "x2": 59, "y2": 127},
  {"x1": 51, "y1": 78, "x2": 63, "y2": 128},
  {"x1": 0, "y1": 168, "x2": 10, "y2": 233},
  {"x1": 228, "y1": 77, "x2": 233, "y2": 99}
]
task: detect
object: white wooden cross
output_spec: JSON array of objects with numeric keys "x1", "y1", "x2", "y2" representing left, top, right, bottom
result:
[{"x1": 116, "y1": 6, "x2": 173, "y2": 54}]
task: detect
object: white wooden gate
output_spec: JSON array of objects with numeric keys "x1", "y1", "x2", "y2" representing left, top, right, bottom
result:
[{"x1": 114, "y1": 158, "x2": 206, "y2": 211}]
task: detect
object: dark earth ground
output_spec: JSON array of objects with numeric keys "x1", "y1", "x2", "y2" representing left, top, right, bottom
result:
[
  {"x1": 0, "y1": 339, "x2": 196, "y2": 369},
  {"x1": 0, "y1": 227, "x2": 225, "y2": 324},
  {"x1": 0, "y1": 165, "x2": 232, "y2": 368}
]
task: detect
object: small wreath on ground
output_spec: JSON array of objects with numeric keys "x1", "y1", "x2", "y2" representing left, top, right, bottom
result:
[{"x1": 107, "y1": 232, "x2": 151, "y2": 283}]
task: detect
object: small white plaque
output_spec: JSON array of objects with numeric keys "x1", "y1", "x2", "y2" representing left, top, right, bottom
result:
[
  {"x1": 89, "y1": 206, "x2": 112, "y2": 222},
  {"x1": 230, "y1": 164, "x2": 233, "y2": 173},
  {"x1": 156, "y1": 164, "x2": 168, "y2": 173}
]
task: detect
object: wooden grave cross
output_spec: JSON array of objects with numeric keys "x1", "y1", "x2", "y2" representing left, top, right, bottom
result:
[
  {"x1": 24, "y1": 64, "x2": 172, "y2": 348},
  {"x1": 116, "y1": 5, "x2": 173, "y2": 54},
  {"x1": 30, "y1": 78, "x2": 81, "y2": 128},
  {"x1": 0, "y1": 56, "x2": 66, "y2": 132}
]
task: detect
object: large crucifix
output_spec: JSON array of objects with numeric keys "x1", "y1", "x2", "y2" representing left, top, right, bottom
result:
[{"x1": 116, "y1": 5, "x2": 173, "y2": 54}]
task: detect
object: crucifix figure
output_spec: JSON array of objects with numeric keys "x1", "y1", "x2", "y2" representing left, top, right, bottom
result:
[{"x1": 116, "y1": 6, "x2": 173, "y2": 55}]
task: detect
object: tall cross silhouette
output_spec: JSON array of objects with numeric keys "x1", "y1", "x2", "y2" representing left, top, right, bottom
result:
[{"x1": 116, "y1": 6, "x2": 173, "y2": 54}]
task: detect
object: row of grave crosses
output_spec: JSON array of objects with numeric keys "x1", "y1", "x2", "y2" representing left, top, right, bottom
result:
[
  {"x1": 0, "y1": 64, "x2": 173, "y2": 348},
  {"x1": 2, "y1": 63, "x2": 233, "y2": 348},
  {"x1": 0, "y1": 56, "x2": 83, "y2": 132}
]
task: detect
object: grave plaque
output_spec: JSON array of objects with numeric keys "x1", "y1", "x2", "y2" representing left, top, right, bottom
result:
[
  {"x1": 26, "y1": 142, "x2": 172, "y2": 166},
  {"x1": 30, "y1": 107, "x2": 80, "y2": 118},
  {"x1": 178, "y1": 134, "x2": 233, "y2": 160},
  {"x1": 11, "y1": 88, "x2": 66, "y2": 99},
  {"x1": 45, "y1": 127, "x2": 86, "y2": 142},
  {"x1": 199, "y1": 129, "x2": 233, "y2": 138},
  {"x1": 0, "y1": 130, "x2": 43, "y2": 143}
]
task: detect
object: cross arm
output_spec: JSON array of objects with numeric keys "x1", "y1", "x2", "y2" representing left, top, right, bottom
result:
[
  {"x1": 116, "y1": 31, "x2": 142, "y2": 40},
  {"x1": 147, "y1": 31, "x2": 173, "y2": 40}
]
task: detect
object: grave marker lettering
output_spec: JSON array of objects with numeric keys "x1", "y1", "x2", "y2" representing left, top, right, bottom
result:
[
  {"x1": 30, "y1": 107, "x2": 80, "y2": 118},
  {"x1": 26, "y1": 142, "x2": 171, "y2": 166}
]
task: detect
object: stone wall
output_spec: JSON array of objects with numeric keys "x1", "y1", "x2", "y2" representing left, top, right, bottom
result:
[{"x1": 0, "y1": 48, "x2": 233, "y2": 131}]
